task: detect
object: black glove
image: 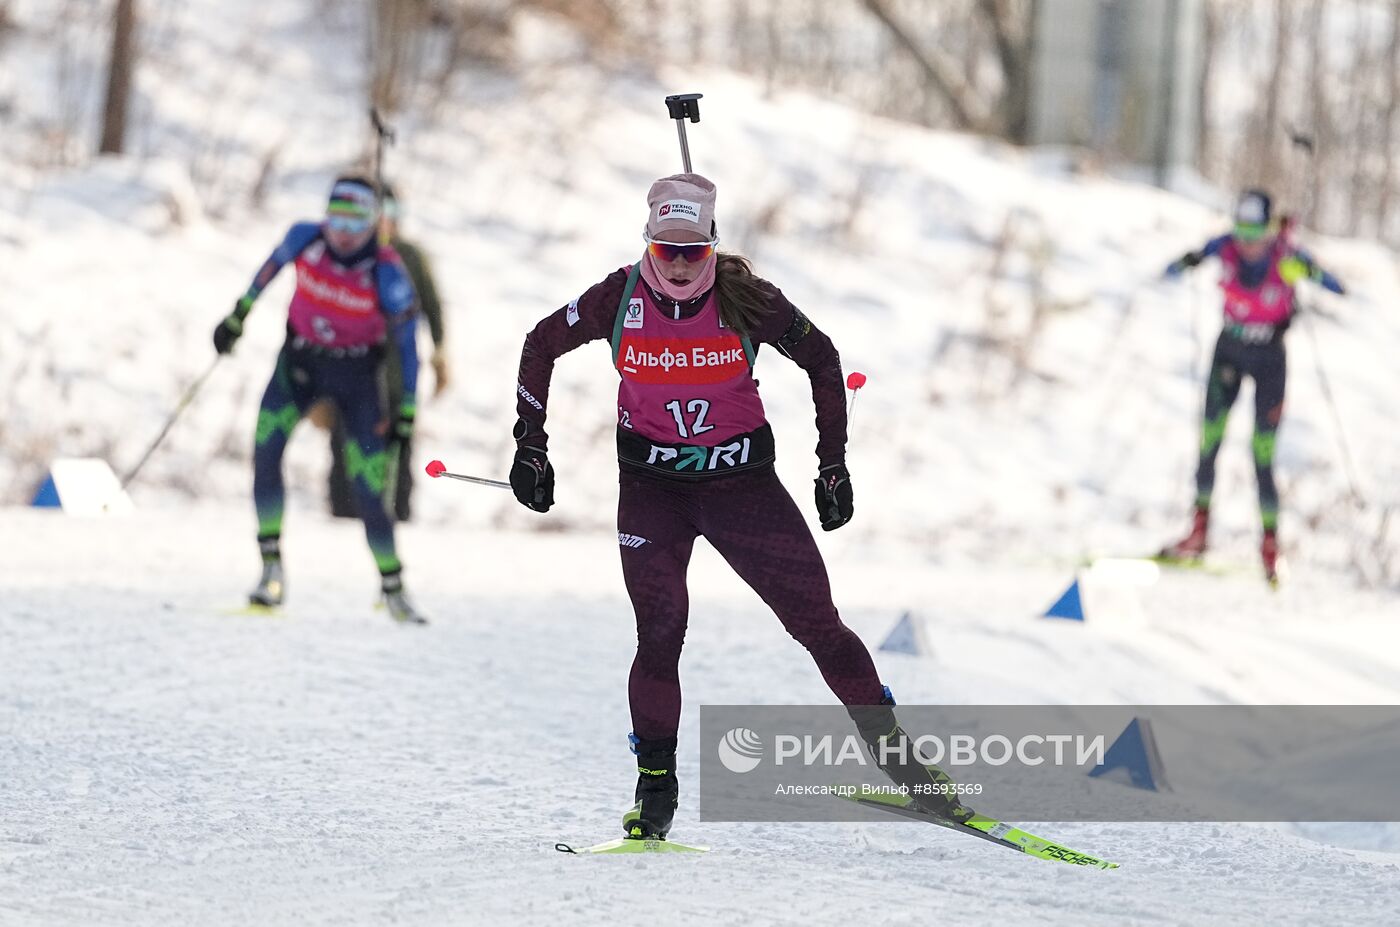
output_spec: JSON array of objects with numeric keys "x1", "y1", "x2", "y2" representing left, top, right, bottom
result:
[
  {"x1": 814, "y1": 463, "x2": 853, "y2": 531},
  {"x1": 510, "y1": 444, "x2": 555, "y2": 513},
  {"x1": 1164, "y1": 251, "x2": 1206, "y2": 280},
  {"x1": 212, "y1": 315, "x2": 242, "y2": 354},
  {"x1": 213, "y1": 296, "x2": 253, "y2": 355}
]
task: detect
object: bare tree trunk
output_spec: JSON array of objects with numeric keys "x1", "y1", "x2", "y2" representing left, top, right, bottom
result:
[
  {"x1": 1256, "y1": 0, "x2": 1292, "y2": 190},
  {"x1": 860, "y1": 0, "x2": 984, "y2": 132},
  {"x1": 975, "y1": 0, "x2": 1031, "y2": 144},
  {"x1": 1345, "y1": 20, "x2": 1375, "y2": 236},
  {"x1": 811, "y1": 0, "x2": 836, "y2": 92},
  {"x1": 732, "y1": 0, "x2": 754, "y2": 74},
  {"x1": 371, "y1": 0, "x2": 426, "y2": 117},
  {"x1": 962, "y1": 1, "x2": 983, "y2": 95},
  {"x1": 99, "y1": 0, "x2": 137, "y2": 155},
  {"x1": 763, "y1": 0, "x2": 781, "y2": 94},
  {"x1": 1303, "y1": 0, "x2": 1327, "y2": 230},
  {"x1": 1196, "y1": 0, "x2": 1220, "y2": 173},
  {"x1": 1377, "y1": 0, "x2": 1400, "y2": 241},
  {"x1": 691, "y1": 0, "x2": 709, "y2": 63}
]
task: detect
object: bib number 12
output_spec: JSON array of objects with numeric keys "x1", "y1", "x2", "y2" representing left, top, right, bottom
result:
[{"x1": 665, "y1": 399, "x2": 712, "y2": 439}]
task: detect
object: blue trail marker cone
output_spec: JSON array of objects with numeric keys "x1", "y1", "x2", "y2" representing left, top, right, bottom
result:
[
  {"x1": 31, "y1": 474, "x2": 61, "y2": 508},
  {"x1": 28, "y1": 458, "x2": 133, "y2": 515},
  {"x1": 1088, "y1": 717, "x2": 1170, "y2": 791},
  {"x1": 1043, "y1": 579, "x2": 1085, "y2": 621},
  {"x1": 879, "y1": 611, "x2": 925, "y2": 656}
]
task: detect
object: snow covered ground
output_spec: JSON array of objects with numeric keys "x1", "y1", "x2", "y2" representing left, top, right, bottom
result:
[
  {"x1": 5, "y1": 2, "x2": 1400, "y2": 924},
  {"x1": 6, "y1": 506, "x2": 1400, "y2": 926}
]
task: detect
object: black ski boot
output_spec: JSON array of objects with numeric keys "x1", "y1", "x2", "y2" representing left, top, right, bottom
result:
[
  {"x1": 849, "y1": 689, "x2": 974, "y2": 823},
  {"x1": 249, "y1": 536, "x2": 284, "y2": 607},
  {"x1": 622, "y1": 735, "x2": 678, "y2": 839},
  {"x1": 381, "y1": 570, "x2": 427, "y2": 625}
]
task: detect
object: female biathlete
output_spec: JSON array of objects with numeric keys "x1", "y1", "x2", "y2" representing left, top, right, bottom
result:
[
  {"x1": 510, "y1": 173, "x2": 962, "y2": 839},
  {"x1": 1160, "y1": 189, "x2": 1345, "y2": 584}
]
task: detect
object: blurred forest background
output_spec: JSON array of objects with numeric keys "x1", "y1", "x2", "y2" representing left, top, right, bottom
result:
[{"x1": 5, "y1": 0, "x2": 1400, "y2": 245}]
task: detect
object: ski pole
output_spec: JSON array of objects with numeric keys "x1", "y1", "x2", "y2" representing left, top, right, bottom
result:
[
  {"x1": 1298, "y1": 301, "x2": 1367, "y2": 507},
  {"x1": 845, "y1": 371, "x2": 867, "y2": 428},
  {"x1": 424, "y1": 459, "x2": 510, "y2": 490},
  {"x1": 1285, "y1": 126, "x2": 1367, "y2": 507},
  {"x1": 120, "y1": 355, "x2": 222, "y2": 489},
  {"x1": 1286, "y1": 124, "x2": 1316, "y2": 228},
  {"x1": 369, "y1": 106, "x2": 405, "y2": 504},
  {"x1": 1188, "y1": 274, "x2": 1201, "y2": 386},
  {"x1": 370, "y1": 107, "x2": 396, "y2": 245},
  {"x1": 370, "y1": 107, "x2": 396, "y2": 188},
  {"x1": 664, "y1": 93, "x2": 703, "y2": 172}
]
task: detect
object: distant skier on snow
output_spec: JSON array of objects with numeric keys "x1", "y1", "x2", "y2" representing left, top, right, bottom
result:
[
  {"x1": 211, "y1": 175, "x2": 427, "y2": 623},
  {"x1": 1159, "y1": 189, "x2": 1346, "y2": 583},
  {"x1": 326, "y1": 181, "x2": 451, "y2": 523},
  {"x1": 510, "y1": 173, "x2": 966, "y2": 842}
]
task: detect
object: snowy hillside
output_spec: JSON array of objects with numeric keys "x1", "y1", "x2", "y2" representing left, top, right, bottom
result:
[
  {"x1": 4, "y1": 4, "x2": 1398, "y2": 581},
  {"x1": 5, "y1": 2, "x2": 1400, "y2": 925}
]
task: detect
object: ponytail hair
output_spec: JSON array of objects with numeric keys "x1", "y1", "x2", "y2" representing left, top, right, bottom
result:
[{"x1": 714, "y1": 252, "x2": 775, "y2": 335}]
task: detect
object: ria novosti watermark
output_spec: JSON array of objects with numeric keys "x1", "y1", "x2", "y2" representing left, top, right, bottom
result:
[
  {"x1": 717, "y1": 728, "x2": 1105, "y2": 773},
  {"x1": 699, "y1": 705, "x2": 1400, "y2": 822}
]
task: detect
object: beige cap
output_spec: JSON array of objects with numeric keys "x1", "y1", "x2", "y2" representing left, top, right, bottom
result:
[{"x1": 646, "y1": 173, "x2": 717, "y2": 240}]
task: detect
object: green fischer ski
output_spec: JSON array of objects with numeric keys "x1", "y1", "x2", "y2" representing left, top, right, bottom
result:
[
  {"x1": 844, "y1": 790, "x2": 1118, "y2": 869},
  {"x1": 1149, "y1": 552, "x2": 1284, "y2": 588},
  {"x1": 556, "y1": 837, "x2": 708, "y2": 855},
  {"x1": 1146, "y1": 553, "x2": 1246, "y2": 577}
]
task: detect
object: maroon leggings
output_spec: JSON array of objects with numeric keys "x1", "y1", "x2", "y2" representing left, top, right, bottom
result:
[{"x1": 618, "y1": 465, "x2": 884, "y2": 740}]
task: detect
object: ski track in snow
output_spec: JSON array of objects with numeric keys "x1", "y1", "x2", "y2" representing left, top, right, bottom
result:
[{"x1": 4, "y1": 508, "x2": 1400, "y2": 926}]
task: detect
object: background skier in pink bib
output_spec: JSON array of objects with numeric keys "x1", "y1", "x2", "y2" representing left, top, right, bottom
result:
[
  {"x1": 213, "y1": 176, "x2": 427, "y2": 623},
  {"x1": 1159, "y1": 189, "x2": 1346, "y2": 583},
  {"x1": 511, "y1": 174, "x2": 955, "y2": 841}
]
